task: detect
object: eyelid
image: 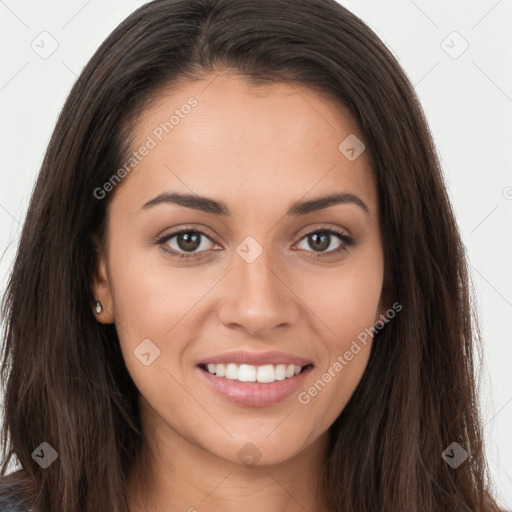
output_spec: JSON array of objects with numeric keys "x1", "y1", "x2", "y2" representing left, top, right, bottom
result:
[
  {"x1": 156, "y1": 224, "x2": 218, "y2": 243},
  {"x1": 293, "y1": 223, "x2": 352, "y2": 240}
]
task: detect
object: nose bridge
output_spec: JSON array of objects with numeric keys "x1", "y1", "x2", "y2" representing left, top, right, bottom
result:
[
  {"x1": 235, "y1": 237, "x2": 284, "y2": 308},
  {"x1": 218, "y1": 235, "x2": 299, "y2": 334},
  {"x1": 239, "y1": 246, "x2": 279, "y2": 300}
]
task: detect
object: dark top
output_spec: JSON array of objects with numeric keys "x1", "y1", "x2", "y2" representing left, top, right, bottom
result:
[
  {"x1": 0, "y1": 495, "x2": 29, "y2": 511},
  {"x1": 0, "y1": 475, "x2": 35, "y2": 512}
]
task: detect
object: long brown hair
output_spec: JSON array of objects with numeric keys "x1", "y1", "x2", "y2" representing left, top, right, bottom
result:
[{"x1": 0, "y1": 0, "x2": 503, "y2": 510}]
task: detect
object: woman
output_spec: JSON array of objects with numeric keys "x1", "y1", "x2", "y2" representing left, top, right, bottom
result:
[{"x1": 0, "y1": 0, "x2": 504, "y2": 510}]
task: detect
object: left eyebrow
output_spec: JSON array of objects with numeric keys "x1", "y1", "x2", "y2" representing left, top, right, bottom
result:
[{"x1": 141, "y1": 191, "x2": 371, "y2": 216}]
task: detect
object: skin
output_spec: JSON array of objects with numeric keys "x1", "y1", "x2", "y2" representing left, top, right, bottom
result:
[{"x1": 92, "y1": 72, "x2": 388, "y2": 512}]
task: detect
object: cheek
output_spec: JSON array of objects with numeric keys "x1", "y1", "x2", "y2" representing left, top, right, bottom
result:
[
  {"x1": 107, "y1": 234, "x2": 205, "y2": 335},
  {"x1": 320, "y1": 279, "x2": 380, "y2": 328},
  {"x1": 107, "y1": 237, "x2": 224, "y2": 388},
  {"x1": 295, "y1": 271, "x2": 380, "y2": 426},
  {"x1": 300, "y1": 254, "x2": 384, "y2": 342},
  {"x1": 305, "y1": 272, "x2": 378, "y2": 380},
  {"x1": 294, "y1": 250, "x2": 383, "y2": 412}
]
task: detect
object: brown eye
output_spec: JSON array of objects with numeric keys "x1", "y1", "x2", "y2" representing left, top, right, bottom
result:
[
  {"x1": 175, "y1": 232, "x2": 202, "y2": 252},
  {"x1": 157, "y1": 229, "x2": 219, "y2": 259},
  {"x1": 295, "y1": 228, "x2": 355, "y2": 257},
  {"x1": 305, "y1": 232, "x2": 335, "y2": 252}
]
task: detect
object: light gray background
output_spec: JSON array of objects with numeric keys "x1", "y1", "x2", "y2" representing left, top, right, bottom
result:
[{"x1": 0, "y1": 0, "x2": 511, "y2": 508}]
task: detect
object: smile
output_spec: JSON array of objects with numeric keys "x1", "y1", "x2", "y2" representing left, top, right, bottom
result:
[{"x1": 200, "y1": 362, "x2": 308, "y2": 383}]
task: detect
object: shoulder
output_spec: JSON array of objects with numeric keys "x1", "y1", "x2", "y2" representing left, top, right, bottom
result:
[
  {"x1": 0, "y1": 472, "x2": 37, "y2": 512},
  {"x1": 0, "y1": 492, "x2": 27, "y2": 511}
]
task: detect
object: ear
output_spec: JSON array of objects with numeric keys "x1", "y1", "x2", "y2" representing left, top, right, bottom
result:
[{"x1": 90, "y1": 234, "x2": 115, "y2": 324}]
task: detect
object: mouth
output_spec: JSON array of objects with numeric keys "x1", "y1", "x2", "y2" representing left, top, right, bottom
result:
[{"x1": 196, "y1": 363, "x2": 314, "y2": 407}]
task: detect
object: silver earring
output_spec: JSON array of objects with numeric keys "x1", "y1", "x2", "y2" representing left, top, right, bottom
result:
[{"x1": 95, "y1": 301, "x2": 103, "y2": 314}]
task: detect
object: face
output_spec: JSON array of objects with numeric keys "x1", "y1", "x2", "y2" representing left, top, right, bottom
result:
[{"x1": 93, "y1": 73, "x2": 387, "y2": 467}]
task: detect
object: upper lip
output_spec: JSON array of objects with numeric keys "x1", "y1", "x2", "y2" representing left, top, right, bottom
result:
[{"x1": 198, "y1": 350, "x2": 313, "y2": 367}]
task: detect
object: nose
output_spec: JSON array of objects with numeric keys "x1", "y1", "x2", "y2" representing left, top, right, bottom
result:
[{"x1": 217, "y1": 247, "x2": 301, "y2": 337}]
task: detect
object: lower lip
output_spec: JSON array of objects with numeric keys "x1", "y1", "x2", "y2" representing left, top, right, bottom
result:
[{"x1": 197, "y1": 365, "x2": 314, "y2": 407}]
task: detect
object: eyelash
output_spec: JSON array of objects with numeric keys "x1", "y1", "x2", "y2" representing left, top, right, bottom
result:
[{"x1": 156, "y1": 225, "x2": 355, "y2": 260}]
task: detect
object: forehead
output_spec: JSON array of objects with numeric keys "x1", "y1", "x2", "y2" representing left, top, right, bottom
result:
[{"x1": 114, "y1": 73, "x2": 377, "y2": 218}]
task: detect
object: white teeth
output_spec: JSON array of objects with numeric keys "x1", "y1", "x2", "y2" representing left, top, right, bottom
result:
[
  {"x1": 203, "y1": 363, "x2": 304, "y2": 383},
  {"x1": 275, "y1": 364, "x2": 287, "y2": 381},
  {"x1": 225, "y1": 363, "x2": 238, "y2": 379},
  {"x1": 238, "y1": 364, "x2": 257, "y2": 382},
  {"x1": 216, "y1": 363, "x2": 225, "y2": 377},
  {"x1": 257, "y1": 365, "x2": 275, "y2": 383}
]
